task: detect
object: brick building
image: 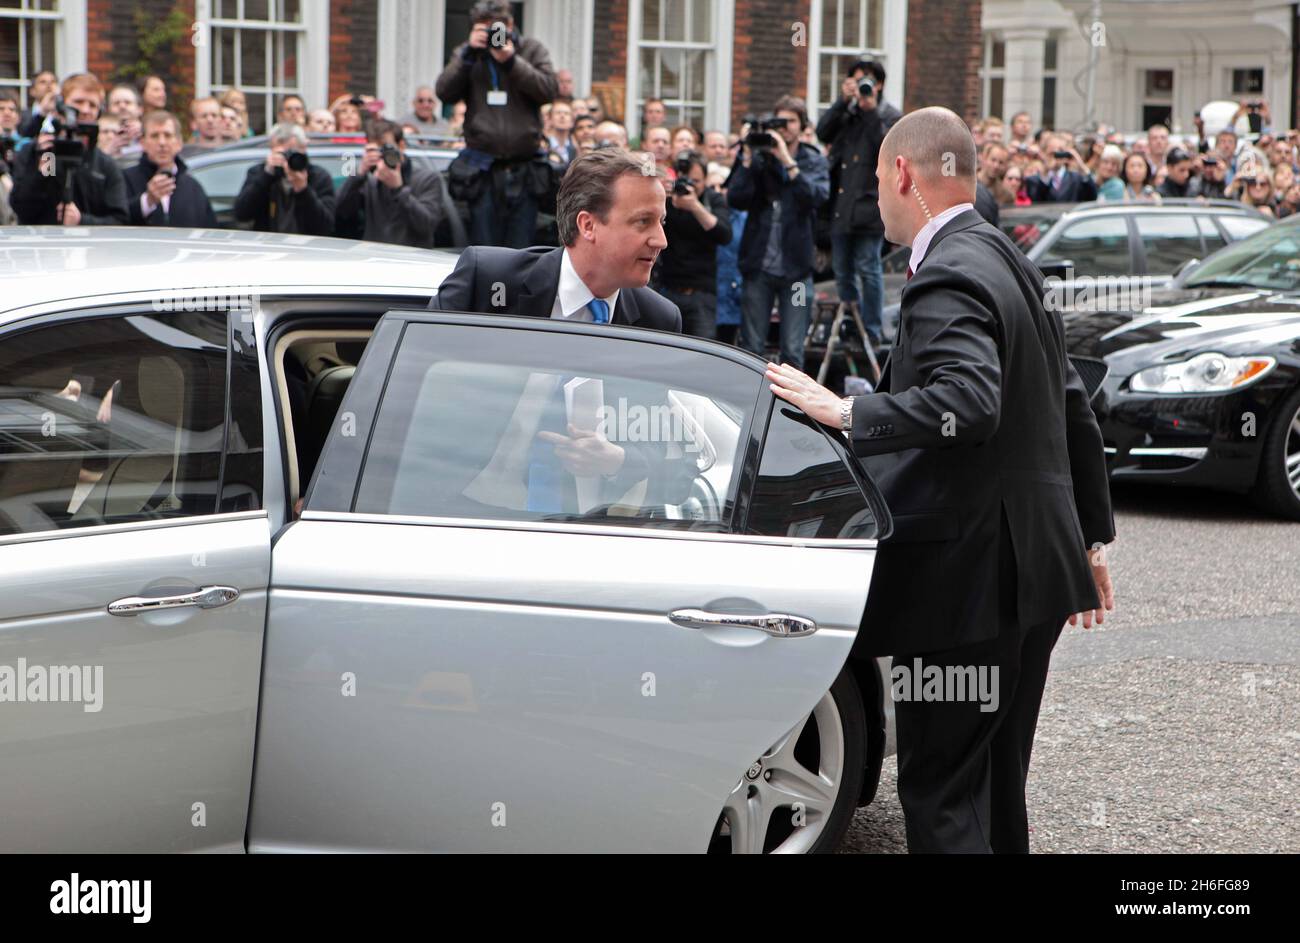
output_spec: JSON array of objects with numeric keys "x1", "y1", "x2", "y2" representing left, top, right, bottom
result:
[{"x1": 1, "y1": 0, "x2": 982, "y2": 136}]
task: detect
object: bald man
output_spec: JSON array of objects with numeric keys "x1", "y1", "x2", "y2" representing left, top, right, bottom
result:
[{"x1": 767, "y1": 107, "x2": 1116, "y2": 853}]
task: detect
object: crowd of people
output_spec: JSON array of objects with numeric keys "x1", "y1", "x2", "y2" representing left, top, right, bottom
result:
[
  {"x1": 971, "y1": 104, "x2": 1300, "y2": 218},
  {"x1": 0, "y1": 0, "x2": 1289, "y2": 367}
]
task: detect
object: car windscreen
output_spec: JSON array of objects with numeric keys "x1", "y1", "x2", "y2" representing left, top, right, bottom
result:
[{"x1": 1182, "y1": 221, "x2": 1300, "y2": 291}]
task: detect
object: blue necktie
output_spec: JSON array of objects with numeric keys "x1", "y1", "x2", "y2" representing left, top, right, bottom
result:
[{"x1": 588, "y1": 298, "x2": 610, "y2": 324}]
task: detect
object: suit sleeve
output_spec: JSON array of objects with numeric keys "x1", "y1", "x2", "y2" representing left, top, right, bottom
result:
[
  {"x1": 850, "y1": 266, "x2": 1002, "y2": 454},
  {"x1": 1063, "y1": 357, "x2": 1116, "y2": 547},
  {"x1": 233, "y1": 164, "x2": 271, "y2": 222},
  {"x1": 293, "y1": 167, "x2": 336, "y2": 236},
  {"x1": 433, "y1": 246, "x2": 479, "y2": 311}
]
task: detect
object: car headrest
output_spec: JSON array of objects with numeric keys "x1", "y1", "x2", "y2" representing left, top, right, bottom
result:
[{"x1": 137, "y1": 356, "x2": 185, "y2": 426}]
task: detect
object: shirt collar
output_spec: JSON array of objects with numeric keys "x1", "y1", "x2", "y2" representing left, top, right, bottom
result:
[
  {"x1": 908, "y1": 202, "x2": 975, "y2": 274},
  {"x1": 558, "y1": 248, "x2": 619, "y2": 320}
]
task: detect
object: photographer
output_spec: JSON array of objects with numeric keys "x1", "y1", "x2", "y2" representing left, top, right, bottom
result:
[
  {"x1": 1023, "y1": 133, "x2": 1098, "y2": 203},
  {"x1": 123, "y1": 111, "x2": 216, "y2": 228},
  {"x1": 336, "y1": 120, "x2": 443, "y2": 248},
  {"x1": 233, "y1": 122, "x2": 335, "y2": 235},
  {"x1": 9, "y1": 73, "x2": 129, "y2": 226},
  {"x1": 727, "y1": 96, "x2": 830, "y2": 368},
  {"x1": 653, "y1": 149, "x2": 732, "y2": 338},
  {"x1": 436, "y1": 0, "x2": 558, "y2": 248},
  {"x1": 815, "y1": 59, "x2": 899, "y2": 345}
]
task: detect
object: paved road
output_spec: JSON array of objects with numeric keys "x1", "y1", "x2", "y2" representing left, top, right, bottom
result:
[{"x1": 841, "y1": 482, "x2": 1300, "y2": 853}]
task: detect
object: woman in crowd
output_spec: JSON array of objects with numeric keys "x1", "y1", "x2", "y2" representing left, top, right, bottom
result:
[
  {"x1": 139, "y1": 74, "x2": 167, "y2": 111},
  {"x1": 998, "y1": 165, "x2": 1030, "y2": 206},
  {"x1": 1234, "y1": 170, "x2": 1277, "y2": 217},
  {"x1": 1096, "y1": 144, "x2": 1125, "y2": 201},
  {"x1": 1122, "y1": 152, "x2": 1159, "y2": 201},
  {"x1": 671, "y1": 125, "x2": 699, "y2": 154}
]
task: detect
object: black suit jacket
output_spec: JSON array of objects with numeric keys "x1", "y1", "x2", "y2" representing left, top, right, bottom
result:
[
  {"x1": 1023, "y1": 169, "x2": 1098, "y2": 203},
  {"x1": 122, "y1": 155, "x2": 217, "y2": 228},
  {"x1": 432, "y1": 244, "x2": 692, "y2": 511},
  {"x1": 851, "y1": 209, "x2": 1114, "y2": 657},
  {"x1": 432, "y1": 244, "x2": 682, "y2": 332}
]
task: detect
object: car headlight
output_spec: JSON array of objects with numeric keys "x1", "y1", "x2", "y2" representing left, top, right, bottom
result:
[{"x1": 1128, "y1": 353, "x2": 1276, "y2": 394}]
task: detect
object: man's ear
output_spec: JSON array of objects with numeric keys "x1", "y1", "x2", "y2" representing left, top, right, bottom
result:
[{"x1": 895, "y1": 156, "x2": 910, "y2": 195}]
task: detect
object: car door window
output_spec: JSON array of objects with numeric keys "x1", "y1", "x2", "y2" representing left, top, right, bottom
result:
[
  {"x1": 746, "y1": 404, "x2": 885, "y2": 539},
  {"x1": 0, "y1": 311, "x2": 238, "y2": 535},
  {"x1": 353, "y1": 322, "x2": 761, "y2": 530},
  {"x1": 188, "y1": 159, "x2": 254, "y2": 208},
  {"x1": 1136, "y1": 214, "x2": 1204, "y2": 275},
  {"x1": 1219, "y1": 214, "x2": 1271, "y2": 242},
  {"x1": 1038, "y1": 216, "x2": 1130, "y2": 276},
  {"x1": 1197, "y1": 216, "x2": 1228, "y2": 255}
]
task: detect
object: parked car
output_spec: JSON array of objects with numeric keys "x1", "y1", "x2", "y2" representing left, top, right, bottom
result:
[
  {"x1": 1064, "y1": 214, "x2": 1300, "y2": 520},
  {"x1": 176, "y1": 133, "x2": 466, "y2": 246},
  {"x1": 866, "y1": 200, "x2": 1271, "y2": 346},
  {"x1": 0, "y1": 226, "x2": 895, "y2": 853}
]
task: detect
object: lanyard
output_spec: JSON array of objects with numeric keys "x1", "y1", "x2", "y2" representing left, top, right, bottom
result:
[{"x1": 487, "y1": 59, "x2": 500, "y2": 91}]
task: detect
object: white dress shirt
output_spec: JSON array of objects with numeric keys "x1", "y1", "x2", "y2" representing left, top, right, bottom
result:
[
  {"x1": 551, "y1": 248, "x2": 620, "y2": 321},
  {"x1": 908, "y1": 201, "x2": 975, "y2": 274}
]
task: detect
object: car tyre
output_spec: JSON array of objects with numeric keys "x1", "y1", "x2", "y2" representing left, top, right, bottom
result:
[
  {"x1": 1250, "y1": 385, "x2": 1300, "y2": 521},
  {"x1": 710, "y1": 665, "x2": 867, "y2": 853}
]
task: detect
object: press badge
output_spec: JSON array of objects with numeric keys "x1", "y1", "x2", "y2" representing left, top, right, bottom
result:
[{"x1": 487, "y1": 90, "x2": 508, "y2": 106}]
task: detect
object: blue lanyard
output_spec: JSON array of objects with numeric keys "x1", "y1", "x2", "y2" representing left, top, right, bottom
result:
[{"x1": 487, "y1": 59, "x2": 500, "y2": 91}]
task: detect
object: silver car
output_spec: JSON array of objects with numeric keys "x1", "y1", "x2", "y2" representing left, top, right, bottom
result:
[{"x1": 0, "y1": 227, "x2": 894, "y2": 853}]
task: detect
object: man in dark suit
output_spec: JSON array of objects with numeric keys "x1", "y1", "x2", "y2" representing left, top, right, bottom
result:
[
  {"x1": 122, "y1": 111, "x2": 216, "y2": 228},
  {"x1": 434, "y1": 146, "x2": 689, "y2": 511},
  {"x1": 767, "y1": 107, "x2": 1116, "y2": 853},
  {"x1": 1024, "y1": 132, "x2": 1098, "y2": 203}
]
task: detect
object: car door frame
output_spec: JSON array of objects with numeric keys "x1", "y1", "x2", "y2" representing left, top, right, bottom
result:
[{"x1": 256, "y1": 309, "x2": 894, "y2": 853}]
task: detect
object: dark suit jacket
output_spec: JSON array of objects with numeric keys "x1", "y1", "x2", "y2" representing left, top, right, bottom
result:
[
  {"x1": 122, "y1": 155, "x2": 217, "y2": 228},
  {"x1": 1024, "y1": 169, "x2": 1098, "y2": 203},
  {"x1": 974, "y1": 181, "x2": 1000, "y2": 227},
  {"x1": 432, "y1": 244, "x2": 682, "y2": 332},
  {"x1": 432, "y1": 244, "x2": 692, "y2": 510},
  {"x1": 850, "y1": 209, "x2": 1114, "y2": 657}
]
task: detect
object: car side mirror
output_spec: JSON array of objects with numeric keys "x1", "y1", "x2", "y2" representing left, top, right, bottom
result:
[{"x1": 1174, "y1": 257, "x2": 1201, "y2": 281}]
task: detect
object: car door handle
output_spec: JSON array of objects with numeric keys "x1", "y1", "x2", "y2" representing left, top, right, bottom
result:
[
  {"x1": 669, "y1": 609, "x2": 817, "y2": 638},
  {"x1": 107, "y1": 586, "x2": 240, "y2": 616}
]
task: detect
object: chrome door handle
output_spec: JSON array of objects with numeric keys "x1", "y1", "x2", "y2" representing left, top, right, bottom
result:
[
  {"x1": 669, "y1": 609, "x2": 817, "y2": 638},
  {"x1": 108, "y1": 585, "x2": 240, "y2": 616}
]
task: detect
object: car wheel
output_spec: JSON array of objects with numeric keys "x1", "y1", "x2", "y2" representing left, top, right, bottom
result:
[
  {"x1": 1250, "y1": 385, "x2": 1300, "y2": 521},
  {"x1": 710, "y1": 665, "x2": 866, "y2": 853}
]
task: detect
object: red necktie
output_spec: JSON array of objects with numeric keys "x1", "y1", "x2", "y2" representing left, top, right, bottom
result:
[{"x1": 906, "y1": 265, "x2": 914, "y2": 280}]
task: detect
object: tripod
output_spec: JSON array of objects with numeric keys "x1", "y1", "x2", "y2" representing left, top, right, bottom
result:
[{"x1": 811, "y1": 299, "x2": 882, "y2": 389}]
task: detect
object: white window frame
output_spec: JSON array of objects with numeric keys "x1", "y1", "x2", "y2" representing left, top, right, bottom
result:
[
  {"x1": 194, "y1": 0, "x2": 327, "y2": 133},
  {"x1": 0, "y1": 0, "x2": 84, "y2": 109},
  {"x1": 807, "y1": 0, "x2": 903, "y2": 120},
  {"x1": 625, "y1": 0, "x2": 733, "y2": 141},
  {"x1": 979, "y1": 32, "x2": 1005, "y2": 120}
]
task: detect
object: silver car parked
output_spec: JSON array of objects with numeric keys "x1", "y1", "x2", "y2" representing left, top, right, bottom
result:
[{"x1": 0, "y1": 227, "x2": 893, "y2": 853}]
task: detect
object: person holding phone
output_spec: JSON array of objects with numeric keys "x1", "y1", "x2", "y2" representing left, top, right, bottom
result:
[
  {"x1": 1023, "y1": 132, "x2": 1098, "y2": 203},
  {"x1": 123, "y1": 111, "x2": 216, "y2": 227}
]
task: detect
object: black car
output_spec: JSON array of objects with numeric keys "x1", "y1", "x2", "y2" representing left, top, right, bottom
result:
[{"x1": 1066, "y1": 216, "x2": 1300, "y2": 520}]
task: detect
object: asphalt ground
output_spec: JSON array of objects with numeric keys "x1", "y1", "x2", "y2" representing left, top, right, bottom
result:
[{"x1": 841, "y1": 481, "x2": 1300, "y2": 853}]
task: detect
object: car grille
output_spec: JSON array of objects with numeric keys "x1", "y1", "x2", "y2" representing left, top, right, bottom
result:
[{"x1": 1069, "y1": 356, "x2": 1109, "y2": 400}]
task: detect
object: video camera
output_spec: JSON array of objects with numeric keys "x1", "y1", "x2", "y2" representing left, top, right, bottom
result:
[
  {"x1": 40, "y1": 97, "x2": 100, "y2": 206},
  {"x1": 857, "y1": 76, "x2": 877, "y2": 98},
  {"x1": 671, "y1": 150, "x2": 695, "y2": 196},
  {"x1": 743, "y1": 115, "x2": 787, "y2": 149}
]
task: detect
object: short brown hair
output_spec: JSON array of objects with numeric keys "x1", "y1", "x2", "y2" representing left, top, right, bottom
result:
[
  {"x1": 142, "y1": 110, "x2": 182, "y2": 136},
  {"x1": 773, "y1": 95, "x2": 809, "y2": 130},
  {"x1": 556, "y1": 148, "x2": 663, "y2": 246},
  {"x1": 61, "y1": 73, "x2": 104, "y2": 101}
]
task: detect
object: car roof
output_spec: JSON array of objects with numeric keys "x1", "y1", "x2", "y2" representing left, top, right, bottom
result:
[
  {"x1": 1051, "y1": 199, "x2": 1264, "y2": 221},
  {"x1": 0, "y1": 227, "x2": 458, "y2": 321}
]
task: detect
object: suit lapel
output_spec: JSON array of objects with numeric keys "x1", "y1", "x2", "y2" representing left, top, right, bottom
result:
[
  {"x1": 613, "y1": 289, "x2": 641, "y2": 327},
  {"x1": 516, "y1": 247, "x2": 565, "y2": 319}
]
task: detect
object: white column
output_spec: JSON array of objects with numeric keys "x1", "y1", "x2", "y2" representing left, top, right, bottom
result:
[
  {"x1": 377, "y1": 0, "x2": 444, "y2": 120},
  {"x1": 1002, "y1": 27, "x2": 1048, "y2": 122},
  {"x1": 61, "y1": 0, "x2": 88, "y2": 74},
  {"x1": 524, "y1": 0, "x2": 593, "y2": 96}
]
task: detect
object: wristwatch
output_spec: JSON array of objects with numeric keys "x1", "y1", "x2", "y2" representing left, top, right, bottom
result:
[{"x1": 840, "y1": 396, "x2": 853, "y2": 431}]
